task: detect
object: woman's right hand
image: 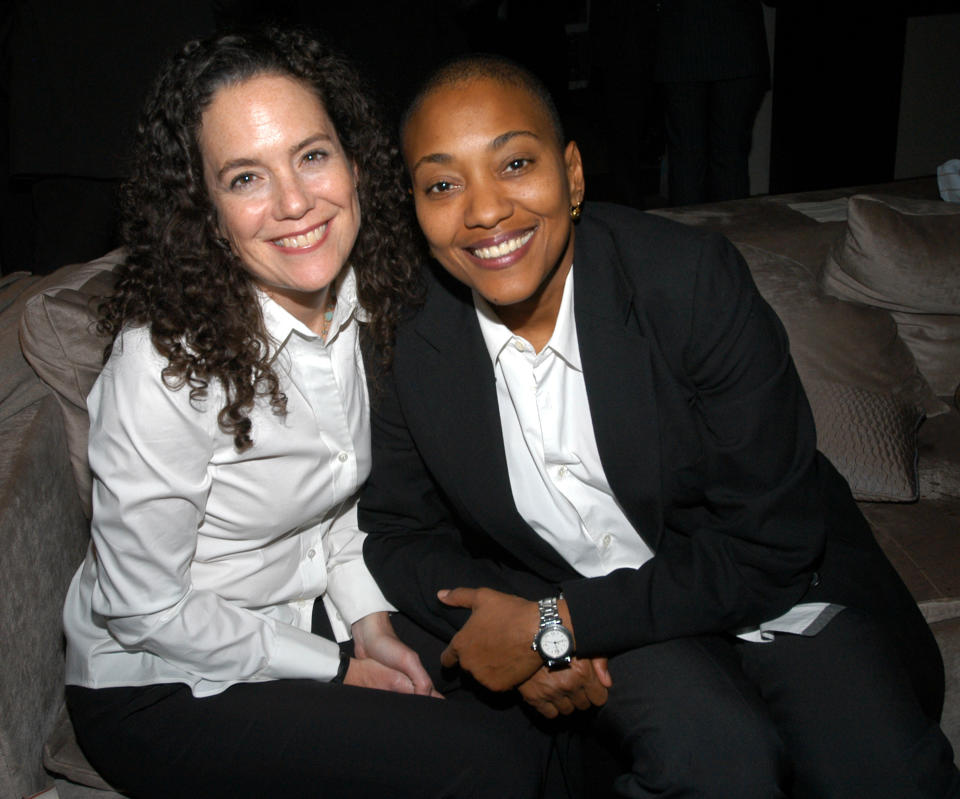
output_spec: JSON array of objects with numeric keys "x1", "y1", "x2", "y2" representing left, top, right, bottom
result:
[
  {"x1": 343, "y1": 656, "x2": 437, "y2": 695},
  {"x1": 343, "y1": 611, "x2": 443, "y2": 697}
]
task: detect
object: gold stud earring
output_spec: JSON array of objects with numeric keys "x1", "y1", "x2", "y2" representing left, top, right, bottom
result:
[{"x1": 570, "y1": 201, "x2": 583, "y2": 222}]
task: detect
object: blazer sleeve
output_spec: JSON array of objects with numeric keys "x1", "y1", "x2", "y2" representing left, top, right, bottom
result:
[
  {"x1": 563, "y1": 231, "x2": 827, "y2": 655},
  {"x1": 360, "y1": 359, "x2": 556, "y2": 641}
]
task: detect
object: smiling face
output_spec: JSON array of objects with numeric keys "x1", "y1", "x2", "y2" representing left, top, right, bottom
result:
[
  {"x1": 403, "y1": 77, "x2": 584, "y2": 339},
  {"x1": 199, "y1": 73, "x2": 361, "y2": 328}
]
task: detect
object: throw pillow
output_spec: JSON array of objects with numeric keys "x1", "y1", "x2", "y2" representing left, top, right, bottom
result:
[
  {"x1": 738, "y1": 243, "x2": 939, "y2": 501},
  {"x1": 18, "y1": 250, "x2": 123, "y2": 518},
  {"x1": 821, "y1": 193, "x2": 960, "y2": 397},
  {"x1": 804, "y1": 380, "x2": 920, "y2": 502}
]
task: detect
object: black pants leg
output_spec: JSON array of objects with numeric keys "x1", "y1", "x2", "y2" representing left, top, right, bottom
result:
[
  {"x1": 662, "y1": 74, "x2": 767, "y2": 206},
  {"x1": 592, "y1": 634, "x2": 789, "y2": 798},
  {"x1": 736, "y1": 608, "x2": 960, "y2": 799},
  {"x1": 662, "y1": 80, "x2": 709, "y2": 206},
  {"x1": 67, "y1": 609, "x2": 558, "y2": 799},
  {"x1": 588, "y1": 610, "x2": 958, "y2": 799},
  {"x1": 705, "y1": 74, "x2": 767, "y2": 203}
]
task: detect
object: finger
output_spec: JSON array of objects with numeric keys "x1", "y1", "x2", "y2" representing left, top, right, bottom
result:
[
  {"x1": 440, "y1": 642, "x2": 460, "y2": 669},
  {"x1": 570, "y1": 689, "x2": 592, "y2": 711},
  {"x1": 584, "y1": 680, "x2": 609, "y2": 707},
  {"x1": 535, "y1": 701, "x2": 560, "y2": 720},
  {"x1": 553, "y1": 696, "x2": 577, "y2": 716},
  {"x1": 436, "y1": 587, "x2": 477, "y2": 608},
  {"x1": 390, "y1": 675, "x2": 417, "y2": 694},
  {"x1": 592, "y1": 657, "x2": 613, "y2": 688},
  {"x1": 399, "y1": 647, "x2": 433, "y2": 696},
  {"x1": 407, "y1": 665, "x2": 437, "y2": 696}
]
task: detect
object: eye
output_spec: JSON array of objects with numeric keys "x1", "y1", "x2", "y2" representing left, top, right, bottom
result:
[
  {"x1": 302, "y1": 149, "x2": 328, "y2": 164},
  {"x1": 504, "y1": 157, "x2": 532, "y2": 172},
  {"x1": 229, "y1": 172, "x2": 257, "y2": 191},
  {"x1": 425, "y1": 180, "x2": 457, "y2": 195}
]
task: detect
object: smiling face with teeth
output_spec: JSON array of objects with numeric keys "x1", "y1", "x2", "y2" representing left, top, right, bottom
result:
[
  {"x1": 200, "y1": 73, "x2": 361, "y2": 331},
  {"x1": 403, "y1": 77, "x2": 584, "y2": 347}
]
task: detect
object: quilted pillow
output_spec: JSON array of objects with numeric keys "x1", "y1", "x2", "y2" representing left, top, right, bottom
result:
[
  {"x1": 738, "y1": 243, "x2": 939, "y2": 501},
  {"x1": 18, "y1": 250, "x2": 123, "y2": 518},
  {"x1": 821, "y1": 194, "x2": 960, "y2": 397},
  {"x1": 804, "y1": 380, "x2": 920, "y2": 501}
]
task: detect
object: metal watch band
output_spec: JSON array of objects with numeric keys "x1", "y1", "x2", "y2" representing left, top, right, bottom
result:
[
  {"x1": 532, "y1": 595, "x2": 573, "y2": 667},
  {"x1": 538, "y1": 596, "x2": 563, "y2": 628}
]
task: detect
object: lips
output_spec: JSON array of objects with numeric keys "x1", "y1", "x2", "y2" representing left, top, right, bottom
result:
[
  {"x1": 466, "y1": 228, "x2": 535, "y2": 262},
  {"x1": 272, "y1": 221, "x2": 328, "y2": 250}
]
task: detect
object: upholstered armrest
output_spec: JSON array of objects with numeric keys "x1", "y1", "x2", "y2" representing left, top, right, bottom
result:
[{"x1": 0, "y1": 395, "x2": 89, "y2": 799}]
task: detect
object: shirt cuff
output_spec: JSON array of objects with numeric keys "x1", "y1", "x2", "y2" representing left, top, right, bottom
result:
[
  {"x1": 324, "y1": 557, "x2": 396, "y2": 635},
  {"x1": 263, "y1": 620, "x2": 343, "y2": 682}
]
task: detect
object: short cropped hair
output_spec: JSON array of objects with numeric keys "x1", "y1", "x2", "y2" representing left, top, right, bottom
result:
[{"x1": 401, "y1": 53, "x2": 565, "y2": 146}]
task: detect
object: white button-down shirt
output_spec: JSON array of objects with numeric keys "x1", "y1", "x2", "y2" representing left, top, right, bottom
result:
[
  {"x1": 474, "y1": 265, "x2": 837, "y2": 642},
  {"x1": 64, "y1": 269, "x2": 393, "y2": 697},
  {"x1": 475, "y1": 268, "x2": 655, "y2": 578}
]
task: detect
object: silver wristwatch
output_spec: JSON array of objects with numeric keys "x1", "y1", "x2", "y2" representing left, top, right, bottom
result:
[{"x1": 531, "y1": 596, "x2": 574, "y2": 668}]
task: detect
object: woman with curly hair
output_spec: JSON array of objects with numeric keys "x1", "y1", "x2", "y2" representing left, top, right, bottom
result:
[{"x1": 60, "y1": 29, "x2": 555, "y2": 798}]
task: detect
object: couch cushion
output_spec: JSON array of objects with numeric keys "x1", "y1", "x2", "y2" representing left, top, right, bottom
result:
[
  {"x1": 0, "y1": 272, "x2": 46, "y2": 424},
  {"x1": 739, "y1": 243, "x2": 939, "y2": 501},
  {"x1": 821, "y1": 194, "x2": 960, "y2": 397},
  {"x1": 917, "y1": 407, "x2": 960, "y2": 500},
  {"x1": 43, "y1": 706, "x2": 116, "y2": 793},
  {"x1": 18, "y1": 251, "x2": 123, "y2": 518}
]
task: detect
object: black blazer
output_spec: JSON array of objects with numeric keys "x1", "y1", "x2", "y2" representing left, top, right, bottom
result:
[{"x1": 361, "y1": 203, "x2": 942, "y2": 716}]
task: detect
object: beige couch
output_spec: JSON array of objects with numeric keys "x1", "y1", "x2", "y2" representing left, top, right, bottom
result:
[{"x1": 1, "y1": 178, "x2": 957, "y2": 798}]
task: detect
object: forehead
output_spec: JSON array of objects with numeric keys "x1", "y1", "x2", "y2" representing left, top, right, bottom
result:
[
  {"x1": 403, "y1": 78, "x2": 555, "y2": 157},
  {"x1": 200, "y1": 74, "x2": 331, "y2": 149}
]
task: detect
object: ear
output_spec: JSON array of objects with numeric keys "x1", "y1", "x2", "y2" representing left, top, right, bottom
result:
[
  {"x1": 564, "y1": 141, "x2": 585, "y2": 206},
  {"x1": 352, "y1": 160, "x2": 360, "y2": 186}
]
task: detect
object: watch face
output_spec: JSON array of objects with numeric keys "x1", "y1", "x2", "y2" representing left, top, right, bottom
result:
[{"x1": 539, "y1": 627, "x2": 572, "y2": 659}]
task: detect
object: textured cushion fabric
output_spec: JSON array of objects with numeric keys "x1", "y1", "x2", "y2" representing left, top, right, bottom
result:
[
  {"x1": 804, "y1": 380, "x2": 920, "y2": 501},
  {"x1": 0, "y1": 396, "x2": 90, "y2": 799},
  {"x1": 44, "y1": 706, "x2": 117, "y2": 793},
  {"x1": 917, "y1": 408, "x2": 960, "y2": 500},
  {"x1": 18, "y1": 250, "x2": 123, "y2": 518},
  {"x1": 0, "y1": 271, "x2": 46, "y2": 423},
  {"x1": 738, "y1": 243, "x2": 938, "y2": 501},
  {"x1": 888, "y1": 311, "x2": 960, "y2": 400},
  {"x1": 821, "y1": 194, "x2": 960, "y2": 396}
]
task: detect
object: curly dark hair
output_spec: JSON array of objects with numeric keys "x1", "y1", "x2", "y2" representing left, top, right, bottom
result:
[{"x1": 100, "y1": 28, "x2": 422, "y2": 450}]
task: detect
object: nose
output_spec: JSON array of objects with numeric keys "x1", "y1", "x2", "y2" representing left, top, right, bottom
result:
[
  {"x1": 274, "y1": 171, "x2": 312, "y2": 219},
  {"x1": 463, "y1": 176, "x2": 511, "y2": 229}
]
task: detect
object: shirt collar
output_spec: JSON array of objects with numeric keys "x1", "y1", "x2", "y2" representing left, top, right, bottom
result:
[
  {"x1": 473, "y1": 264, "x2": 581, "y2": 371},
  {"x1": 258, "y1": 266, "x2": 364, "y2": 352}
]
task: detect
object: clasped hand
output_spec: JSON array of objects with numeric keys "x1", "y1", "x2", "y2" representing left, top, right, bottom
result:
[
  {"x1": 438, "y1": 587, "x2": 612, "y2": 716},
  {"x1": 343, "y1": 611, "x2": 442, "y2": 697}
]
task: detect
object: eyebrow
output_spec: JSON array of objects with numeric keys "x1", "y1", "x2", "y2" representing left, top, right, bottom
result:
[
  {"x1": 410, "y1": 129, "x2": 540, "y2": 175},
  {"x1": 215, "y1": 133, "x2": 335, "y2": 182}
]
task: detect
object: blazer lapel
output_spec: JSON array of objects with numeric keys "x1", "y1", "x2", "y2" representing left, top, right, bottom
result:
[
  {"x1": 404, "y1": 267, "x2": 578, "y2": 582},
  {"x1": 573, "y1": 217, "x2": 665, "y2": 551}
]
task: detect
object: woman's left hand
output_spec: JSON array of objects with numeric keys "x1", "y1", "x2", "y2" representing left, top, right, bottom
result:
[{"x1": 351, "y1": 612, "x2": 443, "y2": 698}]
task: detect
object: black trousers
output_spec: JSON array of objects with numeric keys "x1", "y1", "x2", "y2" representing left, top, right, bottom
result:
[
  {"x1": 662, "y1": 74, "x2": 768, "y2": 206},
  {"x1": 66, "y1": 609, "x2": 562, "y2": 799},
  {"x1": 590, "y1": 608, "x2": 959, "y2": 798}
]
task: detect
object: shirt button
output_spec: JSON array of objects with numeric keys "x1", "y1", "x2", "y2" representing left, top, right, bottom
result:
[
  {"x1": 602, "y1": 534, "x2": 612, "y2": 548},
  {"x1": 307, "y1": 548, "x2": 317, "y2": 559},
  {"x1": 557, "y1": 465, "x2": 568, "y2": 478},
  {"x1": 337, "y1": 451, "x2": 349, "y2": 463},
  {"x1": 513, "y1": 339, "x2": 526, "y2": 352}
]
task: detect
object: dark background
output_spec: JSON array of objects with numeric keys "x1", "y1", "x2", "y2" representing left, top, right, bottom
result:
[{"x1": 2, "y1": 0, "x2": 959, "y2": 276}]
